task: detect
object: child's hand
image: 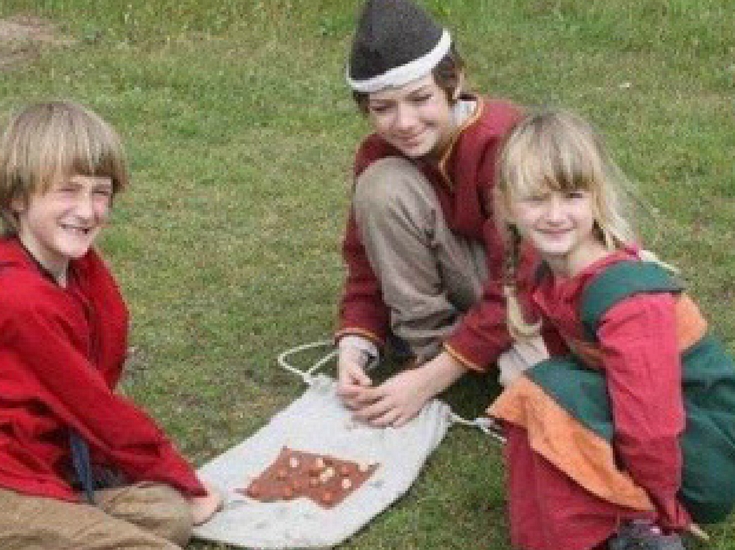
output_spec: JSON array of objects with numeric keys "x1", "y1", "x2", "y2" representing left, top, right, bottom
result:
[
  {"x1": 336, "y1": 346, "x2": 373, "y2": 410},
  {"x1": 349, "y1": 352, "x2": 466, "y2": 428},
  {"x1": 190, "y1": 481, "x2": 223, "y2": 525},
  {"x1": 348, "y1": 367, "x2": 431, "y2": 427}
]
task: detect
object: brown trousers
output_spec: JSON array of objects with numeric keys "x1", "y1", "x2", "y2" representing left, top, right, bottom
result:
[
  {"x1": 0, "y1": 482, "x2": 193, "y2": 550},
  {"x1": 353, "y1": 156, "x2": 547, "y2": 376},
  {"x1": 354, "y1": 156, "x2": 488, "y2": 363}
]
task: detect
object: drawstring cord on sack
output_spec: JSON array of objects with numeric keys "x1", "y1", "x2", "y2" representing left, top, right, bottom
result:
[
  {"x1": 277, "y1": 340, "x2": 337, "y2": 385},
  {"x1": 446, "y1": 413, "x2": 506, "y2": 445}
]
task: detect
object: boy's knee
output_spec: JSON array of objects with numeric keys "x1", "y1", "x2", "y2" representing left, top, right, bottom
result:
[
  {"x1": 142, "y1": 484, "x2": 193, "y2": 547},
  {"x1": 354, "y1": 157, "x2": 435, "y2": 222},
  {"x1": 356, "y1": 157, "x2": 423, "y2": 206},
  {"x1": 103, "y1": 482, "x2": 193, "y2": 547},
  {"x1": 161, "y1": 498, "x2": 193, "y2": 547}
]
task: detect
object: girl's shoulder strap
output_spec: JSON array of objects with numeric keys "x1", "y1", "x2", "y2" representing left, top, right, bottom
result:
[{"x1": 580, "y1": 260, "x2": 684, "y2": 340}]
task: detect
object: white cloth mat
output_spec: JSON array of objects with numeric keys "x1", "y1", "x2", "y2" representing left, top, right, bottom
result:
[{"x1": 193, "y1": 374, "x2": 452, "y2": 548}]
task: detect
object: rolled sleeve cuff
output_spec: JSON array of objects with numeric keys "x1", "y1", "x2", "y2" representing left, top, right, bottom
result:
[
  {"x1": 443, "y1": 342, "x2": 486, "y2": 372},
  {"x1": 334, "y1": 328, "x2": 385, "y2": 349},
  {"x1": 445, "y1": 325, "x2": 511, "y2": 372}
]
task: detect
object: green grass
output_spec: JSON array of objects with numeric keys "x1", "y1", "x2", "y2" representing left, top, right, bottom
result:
[{"x1": 1, "y1": 0, "x2": 734, "y2": 548}]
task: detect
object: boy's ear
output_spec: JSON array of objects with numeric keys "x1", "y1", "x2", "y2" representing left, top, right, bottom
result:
[{"x1": 452, "y1": 71, "x2": 465, "y2": 102}]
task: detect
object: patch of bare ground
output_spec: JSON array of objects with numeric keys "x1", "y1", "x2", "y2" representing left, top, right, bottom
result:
[{"x1": 0, "y1": 14, "x2": 75, "y2": 71}]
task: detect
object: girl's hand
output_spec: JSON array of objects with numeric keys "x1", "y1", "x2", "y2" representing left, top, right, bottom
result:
[{"x1": 190, "y1": 481, "x2": 223, "y2": 525}]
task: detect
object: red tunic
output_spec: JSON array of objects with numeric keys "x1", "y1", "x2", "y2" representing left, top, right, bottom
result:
[
  {"x1": 337, "y1": 96, "x2": 536, "y2": 369},
  {"x1": 0, "y1": 237, "x2": 205, "y2": 501},
  {"x1": 507, "y1": 250, "x2": 691, "y2": 550}
]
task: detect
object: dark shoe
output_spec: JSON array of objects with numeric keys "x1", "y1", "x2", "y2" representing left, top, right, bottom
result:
[{"x1": 608, "y1": 520, "x2": 685, "y2": 550}]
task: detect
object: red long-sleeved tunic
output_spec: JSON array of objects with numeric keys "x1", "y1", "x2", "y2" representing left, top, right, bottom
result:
[
  {"x1": 337, "y1": 96, "x2": 535, "y2": 369},
  {"x1": 507, "y1": 250, "x2": 691, "y2": 550},
  {"x1": 0, "y1": 237, "x2": 205, "y2": 501}
]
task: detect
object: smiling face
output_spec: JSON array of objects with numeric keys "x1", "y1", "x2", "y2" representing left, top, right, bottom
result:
[
  {"x1": 13, "y1": 175, "x2": 113, "y2": 282},
  {"x1": 366, "y1": 74, "x2": 456, "y2": 159},
  {"x1": 0, "y1": 101, "x2": 129, "y2": 241},
  {"x1": 496, "y1": 110, "x2": 638, "y2": 276},
  {"x1": 509, "y1": 187, "x2": 608, "y2": 276}
]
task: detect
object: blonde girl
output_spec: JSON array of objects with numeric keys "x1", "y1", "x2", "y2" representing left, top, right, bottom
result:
[{"x1": 488, "y1": 109, "x2": 735, "y2": 550}]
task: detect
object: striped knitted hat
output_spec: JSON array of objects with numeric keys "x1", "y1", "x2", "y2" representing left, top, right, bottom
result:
[{"x1": 346, "y1": 0, "x2": 451, "y2": 93}]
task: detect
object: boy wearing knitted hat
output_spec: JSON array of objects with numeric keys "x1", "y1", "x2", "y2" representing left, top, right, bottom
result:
[{"x1": 336, "y1": 0, "x2": 547, "y2": 427}]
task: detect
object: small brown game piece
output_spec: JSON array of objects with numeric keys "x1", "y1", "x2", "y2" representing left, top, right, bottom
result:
[
  {"x1": 321, "y1": 491, "x2": 333, "y2": 505},
  {"x1": 276, "y1": 468, "x2": 288, "y2": 480},
  {"x1": 339, "y1": 465, "x2": 351, "y2": 476},
  {"x1": 318, "y1": 469, "x2": 333, "y2": 484}
]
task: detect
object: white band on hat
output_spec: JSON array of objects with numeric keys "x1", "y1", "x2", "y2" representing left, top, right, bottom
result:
[{"x1": 346, "y1": 29, "x2": 452, "y2": 93}]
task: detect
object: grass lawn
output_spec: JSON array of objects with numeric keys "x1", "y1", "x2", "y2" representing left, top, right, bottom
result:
[{"x1": 1, "y1": 0, "x2": 733, "y2": 548}]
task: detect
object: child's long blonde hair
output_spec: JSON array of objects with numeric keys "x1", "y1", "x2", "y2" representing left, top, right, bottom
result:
[
  {"x1": 0, "y1": 101, "x2": 129, "y2": 236},
  {"x1": 495, "y1": 109, "x2": 639, "y2": 340}
]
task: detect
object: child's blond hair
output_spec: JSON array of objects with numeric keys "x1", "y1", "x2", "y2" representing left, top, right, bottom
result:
[
  {"x1": 495, "y1": 109, "x2": 638, "y2": 340},
  {"x1": 0, "y1": 101, "x2": 129, "y2": 235}
]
